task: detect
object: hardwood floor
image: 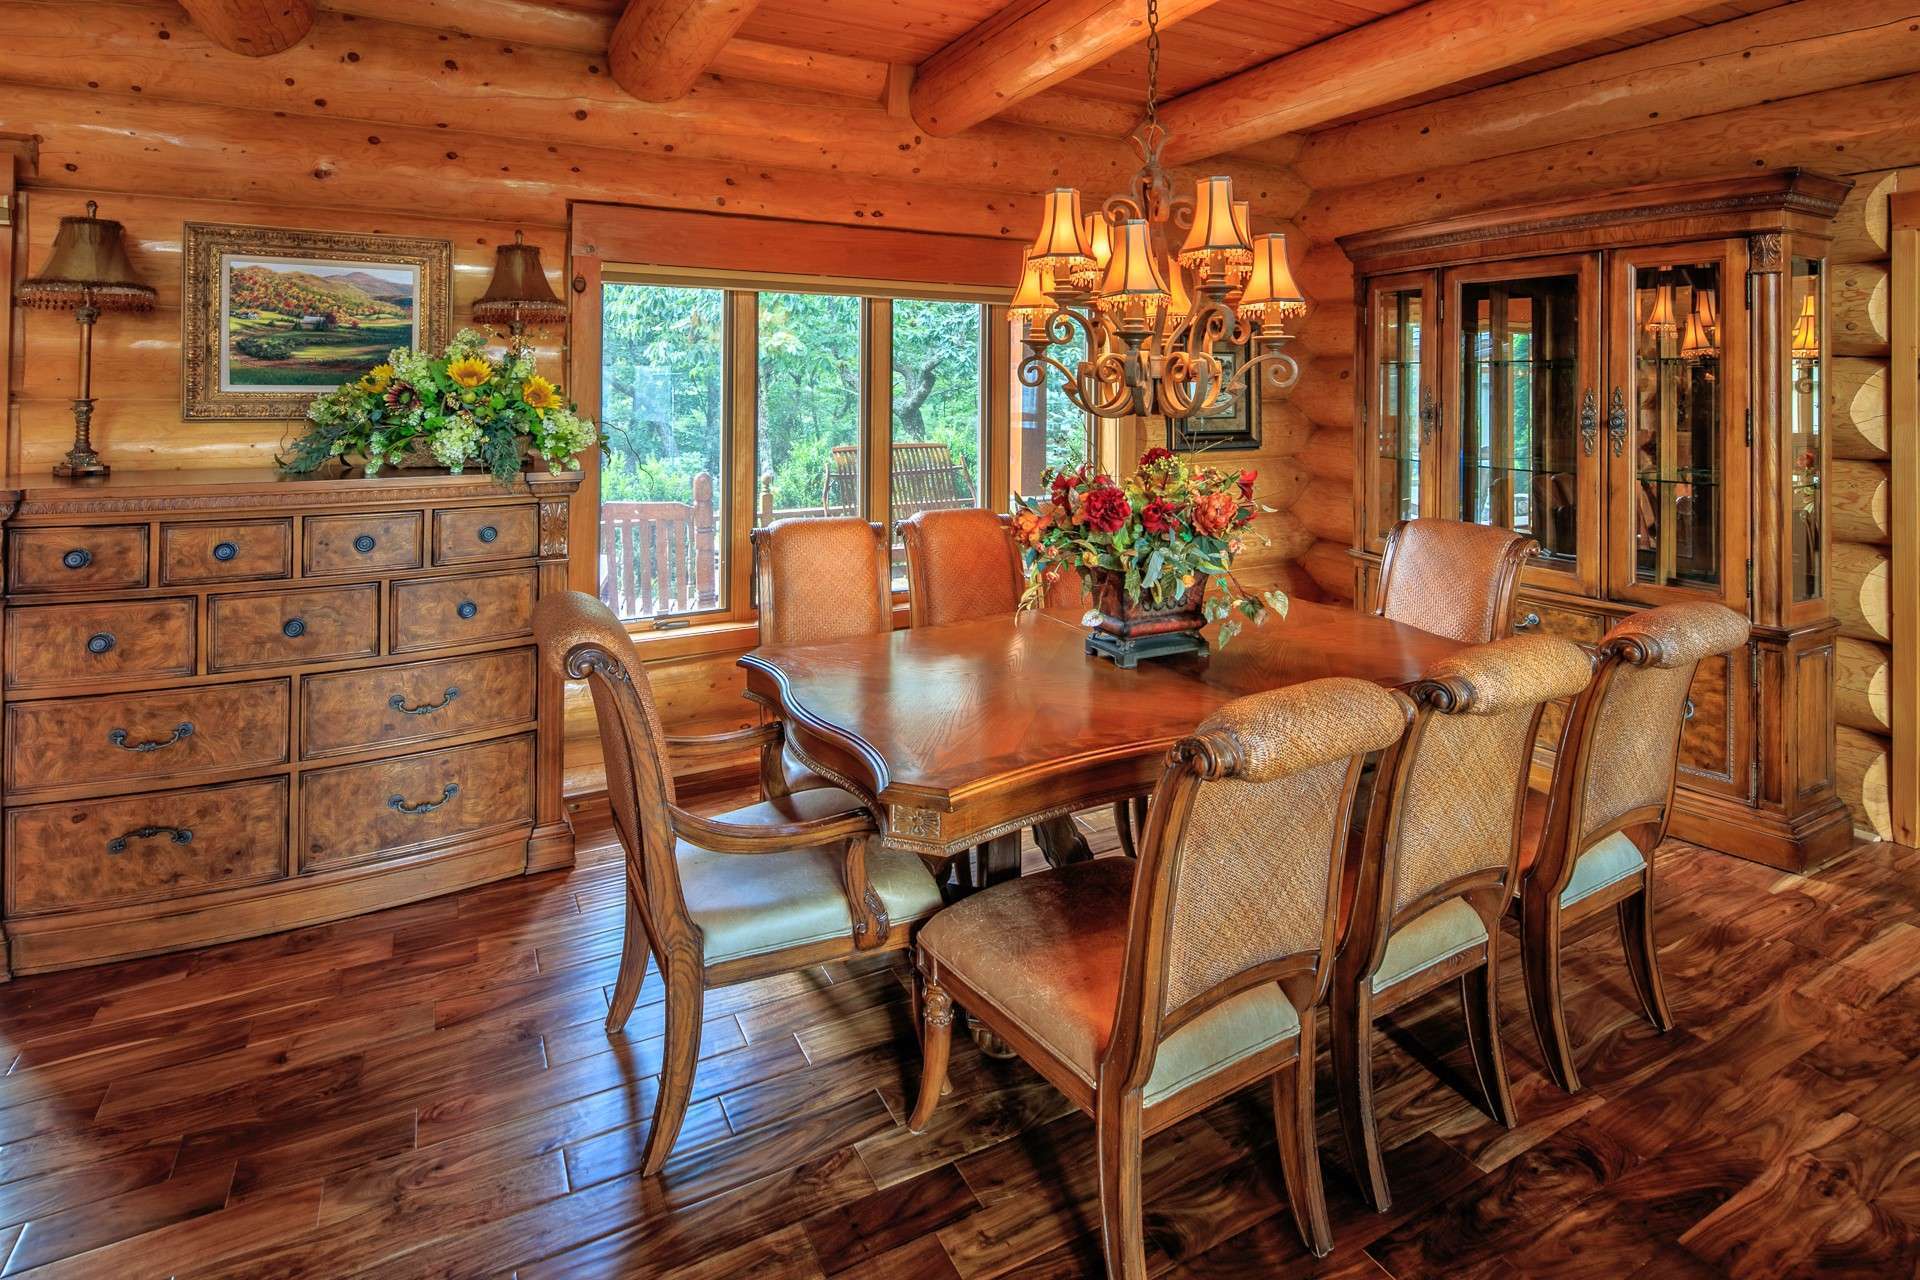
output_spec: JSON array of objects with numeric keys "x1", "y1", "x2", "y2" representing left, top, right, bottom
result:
[{"x1": 0, "y1": 802, "x2": 1916, "y2": 1277}]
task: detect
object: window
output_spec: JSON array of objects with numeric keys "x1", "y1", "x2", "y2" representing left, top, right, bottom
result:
[
  {"x1": 890, "y1": 299, "x2": 986, "y2": 586},
  {"x1": 1011, "y1": 326, "x2": 1091, "y2": 501},
  {"x1": 757, "y1": 291, "x2": 862, "y2": 524}
]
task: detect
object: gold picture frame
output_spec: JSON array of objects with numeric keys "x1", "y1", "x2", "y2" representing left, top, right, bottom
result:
[{"x1": 182, "y1": 222, "x2": 452, "y2": 421}]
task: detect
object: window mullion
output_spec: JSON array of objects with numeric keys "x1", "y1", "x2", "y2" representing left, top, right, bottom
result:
[
  {"x1": 864, "y1": 297, "x2": 894, "y2": 538},
  {"x1": 729, "y1": 289, "x2": 759, "y2": 619}
]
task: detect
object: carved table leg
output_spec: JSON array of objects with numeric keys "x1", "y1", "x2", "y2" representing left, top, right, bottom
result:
[
  {"x1": 1033, "y1": 814, "x2": 1091, "y2": 867},
  {"x1": 976, "y1": 833, "x2": 1022, "y2": 886}
]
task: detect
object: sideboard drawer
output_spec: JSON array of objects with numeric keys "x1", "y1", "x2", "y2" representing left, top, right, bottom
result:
[
  {"x1": 4, "y1": 600, "x2": 195, "y2": 692},
  {"x1": 304, "y1": 511, "x2": 423, "y2": 576},
  {"x1": 9, "y1": 525, "x2": 149, "y2": 594},
  {"x1": 390, "y1": 569, "x2": 534, "y2": 653},
  {"x1": 5, "y1": 778, "x2": 288, "y2": 916},
  {"x1": 432, "y1": 505, "x2": 537, "y2": 565},
  {"x1": 208, "y1": 584, "x2": 379, "y2": 673},
  {"x1": 300, "y1": 733, "x2": 534, "y2": 872},
  {"x1": 161, "y1": 519, "x2": 293, "y2": 586},
  {"x1": 301, "y1": 648, "x2": 537, "y2": 758},
  {"x1": 6, "y1": 679, "x2": 290, "y2": 793}
]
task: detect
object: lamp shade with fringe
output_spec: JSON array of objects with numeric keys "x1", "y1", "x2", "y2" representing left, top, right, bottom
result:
[
  {"x1": 472, "y1": 231, "x2": 566, "y2": 332},
  {"x1": 17, "y1": 201, "x2": 155, "y2": 312}
]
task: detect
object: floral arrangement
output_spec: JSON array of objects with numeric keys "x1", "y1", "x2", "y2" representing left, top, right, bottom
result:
[
  {"x1": 282, "y1": 329, "x2": 599, "y2": 483},
  {"x1": 1012, "y1": 446, "x2": 1288, "y2": 645}
]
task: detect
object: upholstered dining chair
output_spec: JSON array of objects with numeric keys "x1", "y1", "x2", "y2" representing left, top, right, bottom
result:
[
  {"x1": 535, "y1": 590, "x2": 945, "y2": 1176},
  {"x1": 750, "y1": 516, "x2": 894, "y2": 798},
  {"x1": 908, "y1": 678, "x2": 1413, "y2": 1275},
  {"x1": 1335, "y1": 634, "x2": 1594, "y2": 1211},
  {"x1": 1515, "y1": 601, "x2": 1750, "y2": 1093},
  {"x1": 1373, "y1": 518, "x2": 1537, "y2": 644}
]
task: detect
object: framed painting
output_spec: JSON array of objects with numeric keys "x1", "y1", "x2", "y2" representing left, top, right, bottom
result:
[
  {"x1": 182, "y1": 223, "x2": 452, "y2": 420},
  {"x1": 1168, "y1": 343, "x2": 1263, "y2": 452}
]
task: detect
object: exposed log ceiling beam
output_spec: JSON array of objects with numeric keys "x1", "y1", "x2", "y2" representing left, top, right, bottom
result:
[
  {"x1": 322, "y1": 0, "x2": 610, "y2": 52},
  {"x1": 910, "y1": 0, "x2": 1225, "y2": 137},
  {"x1": 178, "y1": 0, "x2": 313, "y2": 55},
  {"x1": 610, "y1": 0, "x2": 762, "y2": 102},
  {"x1": 1156, "y1": 0, "x2": 1725, "y2": 164}
]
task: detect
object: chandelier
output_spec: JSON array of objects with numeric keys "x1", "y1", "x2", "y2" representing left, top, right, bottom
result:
[{"x1": 1011, "y1": 0, "x2": 1307, "y2": 427}]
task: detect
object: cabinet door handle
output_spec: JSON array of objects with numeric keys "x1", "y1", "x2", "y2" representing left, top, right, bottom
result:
[
  {"x1": 86, "y1": 632, "x2": 116, "y2": 655},
  {"x1": 1684, "y1": 696, "x2": 1696, "y2": 721},
  {"x1": 1515, "y1": 611, "x2": 1542, "y2": 631},
  {"x1": 353, "y1": 534, "x2": 377, "y2": 554},
  {"x1": 109, "y1": 723, "x2": 195, "y2": 753},
  {"x1": 390, "y1": 687, "x2": 460, "y2": 716},
  {"x1": 283, "y1": 618, "x2": 307, "y2": 638},
  {"x1": 107, "y1": 825, "x2": 193, "y2": 854},
  {"x1": 1579, "y1": 389, "x2": 1598, "y2": 456},
  {"x1": 62, "y1": 548, "x2": 92, "y2": 570},
  {"x1": 212, "y1": 541, "x2": 239, "y2": 562},
  {"x1": 456, "y1": 600, "x2": 478, "y2": 620},
  {"x1": 389, "y1": 783, "x2": 459, "y2": 815},
  {"x1": 1418, "y1": 386, "x2": 1438, "y2": 444},
  {"x1": 477, "y1": 525, "x2": 498, "y2": 544},
  {"x1": 1607, "y1": 387, "x2": 1628, "y2": 457}
]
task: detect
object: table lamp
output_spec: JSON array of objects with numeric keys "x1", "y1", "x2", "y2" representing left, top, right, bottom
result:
[
  {"x1": 472, "y1": 230, "x2": 566, "y2": 350},
  {"x1": 17, "y1": 200, "x2": 155, "y2": 477}
]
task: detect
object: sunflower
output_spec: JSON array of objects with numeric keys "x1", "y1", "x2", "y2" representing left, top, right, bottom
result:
[
  {"x1": 357, "y1": 363, "x2": 395, "y2": 394},
  {"x1": 446, "y1": 355, "x2": 493, "y2": 389},
  {"x1": 520, "y1": 375, "x2": 561, "y2": 411}
]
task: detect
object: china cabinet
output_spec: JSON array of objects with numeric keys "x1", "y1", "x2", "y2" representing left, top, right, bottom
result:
[{"x1": 1341, "y1": 170, "x2": 1853, "y2": 871}]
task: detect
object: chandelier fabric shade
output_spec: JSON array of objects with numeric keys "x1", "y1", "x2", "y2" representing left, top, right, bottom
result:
[
  {"x1": 1030, "y1": 188, "x2": 1096, "y2": 274},
  {"x1": 1070, "y1": 214, "x2": 1114, "y2": 291},
  {"x1": 1095, "y1": 220, "x2": 1171, "y2": 332},
  {"x1": 1178, "y1": 176, "x2": 1247, "y2": 277},
  {"x1": 1237, "y1": 233, "x2": 1306, "y2": 328}
]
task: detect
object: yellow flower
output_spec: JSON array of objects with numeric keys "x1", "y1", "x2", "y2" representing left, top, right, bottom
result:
[
  {"x1": 446, "y1": 355, "x2": 493, "y2": 388},
  {"x1": 521, "y1": 375, "x2": 561, "y2": 411},
  {"x1": 357, "y1": 363, "x2": 394, "y2": 394}
]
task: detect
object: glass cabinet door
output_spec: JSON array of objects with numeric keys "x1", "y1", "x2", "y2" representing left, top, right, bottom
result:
[
  {"x1": 1789, "y1": 254, "x2": 1823, "y2": 604},
  {"x1": 1362, "y1": 273, "x2": 1437, "y2": 550},
  {"x1": 1607, "y1": 243, "x2": 1749, "y2": 605}
]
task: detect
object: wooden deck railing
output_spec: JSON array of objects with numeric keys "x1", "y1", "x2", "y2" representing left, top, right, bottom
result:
[{"x1": 599, "y1": 472, "x2": 719, "y2": 619}]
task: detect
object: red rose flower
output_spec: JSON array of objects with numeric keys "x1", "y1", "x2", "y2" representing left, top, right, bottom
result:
[
  {"x1": 1139, "y1": 446, "x2": 1175, "y2": 468},
  {"x1": 1141, "y1": 498, "x2": 1180, "y2": 535},
  {"x1": 1237, "y1": 469, "x2": 1257, "y2": 501},
  {"x1": 1081, "y1": 484, "x2": 1132, "y2": 533},
  {"x1": 1192, "y1": 490, "x2": 1239, "y2": 538}
]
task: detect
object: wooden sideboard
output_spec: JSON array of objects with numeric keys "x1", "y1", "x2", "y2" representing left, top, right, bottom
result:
[{"x1": 0, "y1": 468, "x2": 577, "y2": 976}]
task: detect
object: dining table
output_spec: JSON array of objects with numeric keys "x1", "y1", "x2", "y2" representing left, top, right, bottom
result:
[{"x1": 739, "y1": 598, "x2": 1469, "y2": 875}]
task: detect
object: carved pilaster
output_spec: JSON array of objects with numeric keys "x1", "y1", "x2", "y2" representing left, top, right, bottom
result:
[{"x1": 538, "y1": 498, "x2": 570, "y2": 559}]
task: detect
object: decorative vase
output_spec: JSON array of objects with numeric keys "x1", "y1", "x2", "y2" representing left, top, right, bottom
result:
[{"x1": 1083, "y1": 568, "x2": 1208, "y2": 668}]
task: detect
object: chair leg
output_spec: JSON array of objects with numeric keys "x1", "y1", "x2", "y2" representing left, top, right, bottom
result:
[
  {"x1": 1331, "y1": 975, "x2": 1390, "y2": 1213},
  {"x1": 1460, "y1": 957, "x2": 1516, "y2": 1129},
  {"x1": 1519, "y1": 895, "x2": 1582, "y2": 1094},
  {"x1": 1274, "y1": 1010, "x2": 1334, "y2": 1257},
  {"x1": 908, "y1": 980, "x2": 954, "y2": 1133},
  {"x1": 639, "y1": 969, "x2": 704, "y2": 1177},
  {"x1": 1617, "y1": 881, "x2": 1673, "y2": 1032},
  {"x1": 1113, "y1": 801, "x2": 1137, "y2": 858},
  {"x1": 1096, "y1": 1088, "x2": 1148, "y2": 1280},
  {"x1": 605, "y1": 894, "x2": 650, "y2": 1034}
]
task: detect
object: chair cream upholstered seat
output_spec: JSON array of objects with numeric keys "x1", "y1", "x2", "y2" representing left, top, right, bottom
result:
[
  {"x1": 1519, "y1": 789, "x2": 1654, "y2": 907},
  {"x1": 1369, "y1": 898, "x2": 1487, "y2": 994},
  {"x1": 917, "y1": 857, "x2": 1301, "y2": 1107}
]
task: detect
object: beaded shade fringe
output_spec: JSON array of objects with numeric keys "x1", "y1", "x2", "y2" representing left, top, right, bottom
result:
[{"x1": 16, "y1": 282, "x2": 155, "y2": 311}]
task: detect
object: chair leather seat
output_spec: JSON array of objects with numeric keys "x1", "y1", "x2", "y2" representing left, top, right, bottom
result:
[
  {"x1": 918, "y1": 857, "x2": 1301, "y2": 1107},
  {"x1": 680, "y1": 787, "x2": 942, "y2": 965},
  {"x1": 1518, "y1": 788, "x2": 1650, "y2": 909},
  {"x1": 780, "y1": 743, "x2": 846, "y2": 799}
]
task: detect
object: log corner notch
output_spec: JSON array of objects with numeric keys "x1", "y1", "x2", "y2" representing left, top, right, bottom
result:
[
  {"x1": 610, "y1": 0, "x2": 764, "y2": 103},
  {"x1": 911, "y1": 0, "x2": 1225, "y2": 138},
  {"x1": 176, "y1": 0, "x2": 314, "y2": 56}
]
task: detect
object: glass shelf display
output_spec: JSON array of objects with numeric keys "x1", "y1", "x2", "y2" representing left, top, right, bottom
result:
[
  {"x1": 1629, "y1": 263, "x2": 1724, "y2": 591},
  {"x1": 1789, "y1": 256, "x2": 1823, "y2": 603},
  {"x1": 1368, "y1": 285, "x2": 1427, "y2": 546}
]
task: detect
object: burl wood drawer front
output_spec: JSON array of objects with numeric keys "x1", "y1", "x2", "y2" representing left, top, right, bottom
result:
[
  {"x1": 160, "y1": 519, "x2": 293, "y2": 586},
  {"x1": 208, "y1": 584, "x2": 379, "y2": 673},
  {"x1": 6, "y1": 679, "x2": 291, "y2": 793},
  {"x1": 432, "y1": 505, "x2": 537, "y2": 565},
  {"x1": 303, "y1": 511, "x2": 423, "y2": 576},
  {"x1": 300, "y1": 734, "x2": 534, "y2": 872},
  {"x1": 301, "y1": 648, "x2": 537, "y2": 758},
  {"x1": 5, "y1": 778, "x2": 288, "y2": 916},
  {"x1": 390, "y1": 569, "x2": 535, "y2": 653},
  {"x1": 9, "y1": 525, "x2": 149, "y2": 594},
  {"x1": 4, "y1": 599, "x2": 196, "y2": 692}
]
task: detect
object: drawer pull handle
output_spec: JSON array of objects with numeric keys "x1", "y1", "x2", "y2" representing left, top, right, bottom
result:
[
  {"x1": 1684, "y1": 697, "x2": 1696, "y2": 721},
  {"x1": 107, "y1": 825, "x2": 193, "y2": 855},
  {"x1": 354, "y1": 534, "x2": 377, "y2": 554},
  {"x1": 390, "y1": 782, "x2": 459, "y2": 815},
  {"x1": 390, "y1": 686, "x2": 460, "y2": 716},
  {"x1": 109, "y1": 722, "x2": 195, "y2": 753},
  {"x1": 212, "y1": 541, "x2": 239, "y2": 562},
  {"x1": 456, "y1": 600, "x2": 478, "y2": 620},
  {"x1": 283, "y1": 618, "x2": 307, "y2": 639},
  {"x1": 62, "y1": 548, "x2": 92, "y2": 570},
  {"x1": 1515, "y1": 611, "x2": 1542, "y2": 631},
  {"x1": 477, "y1": 525, "x2": 498, "y2": 544},
  {"x1": 86, "y1": 632, "x2": 116, "y2": 655}
]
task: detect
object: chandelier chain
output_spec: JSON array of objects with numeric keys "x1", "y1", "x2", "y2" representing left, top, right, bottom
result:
[{"x1": 1143, "y1": 0, "x2": 1160, "y2": 129}]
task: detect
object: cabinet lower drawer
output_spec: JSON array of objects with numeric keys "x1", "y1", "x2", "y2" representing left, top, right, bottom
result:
[
  {"x1": 4, "y1": 599, "x2": 196, "y2": 692},
  {"x1": 6, "y1": 680, "x2": 291, "y2": 793},
  {"x1": 5, "y1": 778, "x2": 288, "y2": 916},
  {"x1": 301, "y1": 649, "x2": 537, "y2": 758},
  {"x1": 208, "y1": 584, "x2": 379, "y2": 673},
  {"x1": 9, "y1": 525, "x2": 149, "y2": 594},
  {"x1": 161, "y1": 519, "x2": 292, "y2": 586},
  {"x1": 300, "y1": 734, "x2": 534, "y2": 872},
  {"x1": 390, "y1": 569, "x2": 534, "y2": 653}
]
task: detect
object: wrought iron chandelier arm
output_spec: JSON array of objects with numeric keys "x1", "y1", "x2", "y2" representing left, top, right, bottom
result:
[{"x1": 1217, "y1": 345, "x2": 1303, "y2": 396}]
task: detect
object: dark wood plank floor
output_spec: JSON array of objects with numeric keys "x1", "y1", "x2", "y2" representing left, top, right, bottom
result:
[{"x1": 1, "y1": 803, "x2": 1917, "y2": 1278}]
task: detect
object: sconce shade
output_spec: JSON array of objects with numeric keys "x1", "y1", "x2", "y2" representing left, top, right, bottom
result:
[
  {"x1": 1030, "y1": 188, "x2": 1094, "y2": 274},
  {"x1": 1790, "y1": 291, "x2": 1818, "y2": 359},
  {"x1": 1643, "y1": 276, "x2": 1678, "y2": 336},
  {"x1": 1680, "y1": 310, "x2": 1717, "y2": 361},
  {"x1": 471, "y1": 231, "x2": 566, "y2": 328},
  {"x1": 18, "y1": 202, "x2": 154, "y2": 312},
  {"x1": 1693, "y1": 286, "x2": 1719, "y2": 334},
  {"x1": 1237, "y1": 233, "x2": 1306, "y2": 326}
]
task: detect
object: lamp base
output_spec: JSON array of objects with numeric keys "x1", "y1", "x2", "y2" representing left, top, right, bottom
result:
[{"x1": 52, "y1": 457, "x2": 111, "y2": 478}]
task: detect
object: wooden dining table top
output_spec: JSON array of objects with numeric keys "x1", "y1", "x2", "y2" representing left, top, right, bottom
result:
[{"x1": 739, "y1": 599, "x2": 1468, "y2": 858}]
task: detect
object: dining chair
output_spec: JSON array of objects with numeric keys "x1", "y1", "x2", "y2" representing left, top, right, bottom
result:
[
  {"x1": 1515, "y1": 601, "x2": 1750, "y2": 1093},
  {"x1": 1335, "y1": 633, "x2": 1595, "y2": 1211},
  {"x1": 535, "y1": 590, "x2": 945, "y2": 1176},
  {"x1": 1372, "y1": 518, "x2": 1537, "y2": 644},
  {"x1": 750, "y1": 516, "x2": 894, "y2": 798},
  {"x1": 908, "y1": 677, "x2": 1412, "y2": 1275}
]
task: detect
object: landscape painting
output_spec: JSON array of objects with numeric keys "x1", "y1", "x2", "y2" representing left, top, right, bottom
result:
[{"x1": 183, "y1": 223, "x2": 451, "y2": 420}]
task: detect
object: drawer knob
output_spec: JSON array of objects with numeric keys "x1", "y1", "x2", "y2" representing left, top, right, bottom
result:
[
  {"x1": 477, "y1": 525, "x2": 498, "y2": 544},
  {"x1": 62, "y1": 548, "x2": 92, "y2": 570},
  {"x1": 212, "y1": 541, "x2": 239, "y2": 562},
  {"x1": 389, "y1": 782, "x2": 460, "y2": 815},
  {"x1": 456, "y1": 600, "x2": 478, "y2": 620},
  {"x1": 1684, "y1": 696, "x2": 1696, "y2": 721},
  {"x1": 109, "y1": 722, "x2": 195, "y2": 753},
  {"x1": 354, "y1": 534, "x2": 377, "y2": 554},
  {"x1": 107, "y1": 824, "x2": 193, "y2": 855},
  {"x1": 283, "y1": 618, "x2": 307, "y2": 639},
  {"x1": 390, "y1": 686, "x2": 460, "y2": 716},
  {"x1": 86, "y1": 632, "x2": 116, "y2": 655},
  {"x1": 1515, "y1": 612, "x2": 1542, "y2": 631}
]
